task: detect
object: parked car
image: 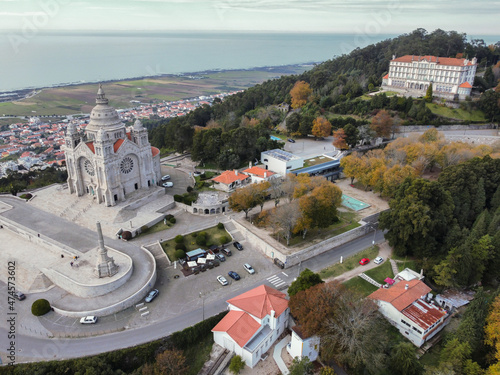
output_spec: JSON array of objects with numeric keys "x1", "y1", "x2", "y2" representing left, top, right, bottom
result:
[
  {"x1": 374, "y1": 256, "x2": 384, "y2": 265},
  {"x1": 217, "y1": 275, "x2": 228, "y2": 286},
  {"x1": 145, "y1": 289, "x2": 159, "y2": 303},
  {"x1": 274, "y1": 258, "x2": 285, "y2": 269},
  {"x1": 80, "y1": 316, "x2": 98, "y2": 324},
  {"x1": 209, "y1": 245, "x2": 220, "y2": 253},
  {"x1": 243, "y1": 263, "x2": 255, "y2": 274},
  {"x1": 233, "y1": 241, "x2": 243, "y2": 251},
  {"x1": 228, "y1": 271, "x2": 240, "y2": 280},
  {"x1": 359, "y1": 258, "x2": 370, "y2": 265},
  {"x1": 221, "y1": 247, "x2": 232, "y2": 256},
  {"x1": 287, "y1": 138, "x2": 295, "y2": 143},
  {"x1": 161, "y1": 175, "x2": 171, "y2": 181},
  {"x1": 162, "y1": 182, "x2": 173, "y2": 188},
  {"x1": 14, "y1": 291, "x2": 26, "y2": 301},
  {"x1": 216, "y1": 253, "x2": 226, "y2": 262},
  {"x1": 193, "y1": 171, "x2": 202, "y2": 177}
]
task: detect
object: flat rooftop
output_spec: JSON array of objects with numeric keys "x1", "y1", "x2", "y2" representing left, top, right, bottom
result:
[{"x1": 262, "y1": 149, "x2": 301, "y2": 162}]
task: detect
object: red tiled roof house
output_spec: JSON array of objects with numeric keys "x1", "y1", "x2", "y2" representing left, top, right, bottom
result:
[
  {"x1": 211, "y1": 169, "x2": 250, "y2": 192},
  {"x1": 368, "y1": 279, "x2": 450, "y2": 347},
  {"x1": 212, "y1": 285, "x2": 290, "y2": 368}
]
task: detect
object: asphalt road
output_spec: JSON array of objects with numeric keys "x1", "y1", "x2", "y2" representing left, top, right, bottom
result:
[{"x1": 1, "y1": 230, "x2": 385, "y2": 362}]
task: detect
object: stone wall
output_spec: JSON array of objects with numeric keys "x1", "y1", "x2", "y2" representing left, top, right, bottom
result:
[
  {"x1": 401, "y1": 124, "x2": 495, "y2": 132},
  {"x1": 232, "y1": 218, "x2": 370, "y2": 268},
  {"x1": 41, "y1": 249, "x2": 133, "y2": 298},
  {"x1": 52, "y1": 247, "x2": 157, "y2": 317}
]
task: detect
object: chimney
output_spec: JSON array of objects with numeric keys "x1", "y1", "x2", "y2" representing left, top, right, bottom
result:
[
  {"x1": 249, "y1": 161, "x2": 252, "y2": 168},
  {"x1": 405, "y1": 284, "x2": 409, "y2": 290},
  {"x1": 420, "y1": 269, "x2": 424, "y2": 279},
  {"x1": 436, "y1": 57, "x2": 439, "y2": 63},
  {"x1": 234, "y1": 169, "x2": 238, "y2": 176},
  {"x1": 264, "y1": 172, "x2": 267, "y2": 178},
  {"x1": 270, "y1": 310, "x2": 276, "y2": 329}
]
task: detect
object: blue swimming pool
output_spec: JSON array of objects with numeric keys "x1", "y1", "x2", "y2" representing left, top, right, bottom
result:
[{"x1": 341, "y1": 195, "x2": 371, "y2": 211}]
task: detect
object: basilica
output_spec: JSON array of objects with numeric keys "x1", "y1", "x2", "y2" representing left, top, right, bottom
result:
[{"x1": 64, "y1": 85, "x2": 161, "y2": 206}]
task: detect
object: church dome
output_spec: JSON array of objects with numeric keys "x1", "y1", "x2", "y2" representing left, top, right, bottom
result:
[
  {"x1": 134, "y1": 118, "x2": 144, "y2": 130},
  {"x1": 85, "y1": 85, "x2": 125, "y2": 134}
]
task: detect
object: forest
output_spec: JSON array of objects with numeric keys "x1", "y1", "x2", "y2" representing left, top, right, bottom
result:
[{"x1": 147, "y1": 29, "x2": 500, "y2": 168}]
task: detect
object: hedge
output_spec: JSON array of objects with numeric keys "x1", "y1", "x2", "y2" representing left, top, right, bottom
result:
[{"x1": 174, "y1": 249, "x2": 186, "y2": 259}]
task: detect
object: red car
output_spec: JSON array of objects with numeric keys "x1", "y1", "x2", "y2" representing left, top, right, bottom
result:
[{"x1": 359, "y1": 258, "x2": 370, "y2": 265}]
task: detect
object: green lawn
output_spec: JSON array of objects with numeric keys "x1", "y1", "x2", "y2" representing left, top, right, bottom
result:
[
  {"x1": 319, "y1": 245, "x2": 379, "y2": 280},
  {"x1": 426, "y1": 103, "x2": 487, "y2": 122},
  {"x1": 161, "y1": 224, "x2": 230, "y2": 261},
  {"x1": 364, "y1": 261, "x2": 394, "y2": 284},
  {"x1": 139, "y1": 219, "x2": 175, "y2": 236},
  {"x1": 343, "y1": 277, "x2": 379, "y2": 296}
]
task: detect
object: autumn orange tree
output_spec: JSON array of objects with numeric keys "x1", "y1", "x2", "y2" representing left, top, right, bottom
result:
[
  {"x1": 332, "y1": 128, "x2": 348, "y2": 150},
  {"x1": 290, "y1": 81, "x2": 312, "y2": 109},
  {"x1": 370, "y1": 109, "x2": 393, "y2": 138},
  {"x1": 311, "y1": 116, "x2": 332, "y2": 139},
  {"x1": 228, "y1": 184, "x2": 257, "y2": 219},
  {"x1": 485, "y1": 294, "x2": 500, "y2": 374}
]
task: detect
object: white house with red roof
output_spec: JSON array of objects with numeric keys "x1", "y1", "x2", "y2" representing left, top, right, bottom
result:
[
  {"x1": 242, "y1": 165, "x2": 277, "y2": 184},
  {"x1": 368, "y1": 278, "x2": 450, "y2": 347},
  {"x1": 382, "y1": 55, "x2": 477, "y2": 100},
  {"x1": 211, "y1": 169, "x2": 250, "y2": 192},
  {"x1": 212, "y1": 285, "x2": 290, "y2": 368}
]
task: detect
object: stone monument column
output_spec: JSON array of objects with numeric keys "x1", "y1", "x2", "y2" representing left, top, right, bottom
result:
[{"x1": 94, "y1": 221, "x2": 119, "y2": 278}]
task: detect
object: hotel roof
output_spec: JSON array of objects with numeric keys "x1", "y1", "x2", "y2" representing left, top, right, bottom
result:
[{"x1": 391, "y1": 55, "x2": 476, "y2": 66}]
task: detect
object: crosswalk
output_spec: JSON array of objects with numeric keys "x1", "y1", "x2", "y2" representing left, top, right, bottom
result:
[{"x1": 267, "y1": 274, "x2": 287, "y2": 288}]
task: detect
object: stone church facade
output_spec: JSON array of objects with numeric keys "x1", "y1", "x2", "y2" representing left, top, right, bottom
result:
[{"x1": 64, "y1": 85, "x2": 161, "y2": 206}]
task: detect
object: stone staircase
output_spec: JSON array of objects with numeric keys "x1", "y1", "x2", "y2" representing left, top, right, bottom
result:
[
  {"x1": 359, "y1": 273, "x2": 382, "y2": 288},
  {"x1": 390, "y1": 259, "x2": 399, "y2": 277}
]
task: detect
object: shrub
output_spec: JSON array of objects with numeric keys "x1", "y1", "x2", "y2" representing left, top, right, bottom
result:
[
  {"x1": 175, "y1": 243, "x2": 186, "y2": 251},
  {"x1": 174, "y1": 235, "x2": 184, "y2": 243},
  {"x1": 199, "y1": 231, "x2": 207, "y2": 238},
  {"x1": 187, "y1": 186, "x2": 193, "y2": 193},
  {"x1": 217, "y1": 222, "x2": 224, "y2": 230},
  {"x1": 195, "y1": 181, "x2": 205, "y2": 190},
  {"x1": 20, "y1": 193, "x2": 32, "y2": 200},
  {"x1": 165, "y1": 214, "x2": 174, "y2": 221},
  {"x1": 196, "y1": 235, "x2": 206, "y2": 246},
  {"x1": 169, "y1": 217, "x2": 176, "y2": 224},
  {"x1": 219, "y1": 235, "x2": 230, "y2": 245},
  {"x1": 31, "y1": 299, "x2": 51, "y2": 316},
  {"x1": 121, "y1": 231, "x2": 132, "y2": 240},
  {"x1": 174, "y1": 194, "x2": 183, "y2": 203},
  {"x1": 199, "y1": 173, "x2": 207, "y2": 180},
  {"x1": 174, "y1": 249, "x2": 186, "y2": 259},
  {"x1": 229, "y1": 355, "x2": 245, "y2": 374}
]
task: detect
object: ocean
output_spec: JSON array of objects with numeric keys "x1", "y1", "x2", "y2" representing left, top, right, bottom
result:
[{"x1": 0, "y1": 31, "x2": 498, "y2": 93}]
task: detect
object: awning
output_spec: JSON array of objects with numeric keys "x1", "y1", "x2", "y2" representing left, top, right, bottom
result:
[
  {"x1": 187, "y1": 261, "x2": 197, "y2": 268},
  {"x1": 207, "y1": 254, "x2": 215, "y2": 260},
  {"x1": 197, "y1": 257, "x2": 207, "y2": 264}
]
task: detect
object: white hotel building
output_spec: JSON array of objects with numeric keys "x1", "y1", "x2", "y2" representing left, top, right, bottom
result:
[{"x1": 382, "y1": 55, "x2": 477, "y2": 100}]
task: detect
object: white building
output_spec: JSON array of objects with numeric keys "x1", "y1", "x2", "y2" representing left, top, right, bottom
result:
[
  {"x1": 287, "y1": 325, "x2": 320, "y2": 362},
  {"x1": 368, "y1": 279, "x2": 450, "y2": 347},
  {"x1": 63, "y1": 85, "x2": 161, "y2": 206},
  {"x1": 212, "y1": 285, "x2": 290, "y2": 368},
  {"x1": 261, "y1": 149, "x2": 303, "y2": 176},
  {"x1": 382, "y1": 55, "x2": 477, "y2": 100}
]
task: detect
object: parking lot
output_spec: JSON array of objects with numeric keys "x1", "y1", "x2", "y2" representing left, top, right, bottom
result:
[{"x1": 160, "y1": 166, "x2": 193, "y2": 196}]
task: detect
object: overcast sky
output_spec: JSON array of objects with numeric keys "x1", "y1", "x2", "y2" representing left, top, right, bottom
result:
[{"x1": 0, "y1": 0, "x2": 498, "y2": 35}]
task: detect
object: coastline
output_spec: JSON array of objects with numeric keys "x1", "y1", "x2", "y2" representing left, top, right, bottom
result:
[{"x1": 0, "y1": 62, "x2": 316, "y2": 104}]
